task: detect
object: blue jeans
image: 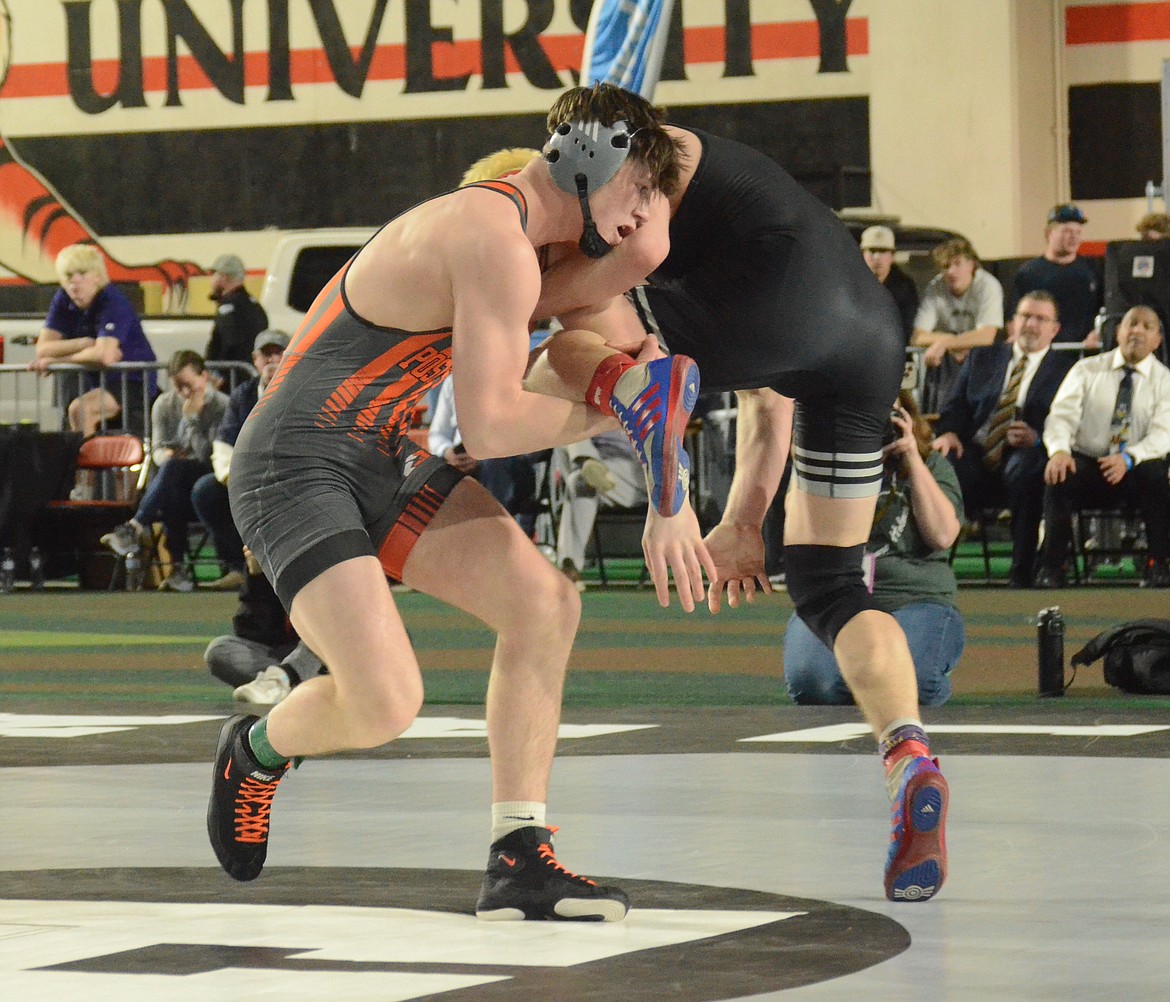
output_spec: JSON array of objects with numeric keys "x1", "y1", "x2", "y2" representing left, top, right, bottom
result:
[
  {"x1": 783, "y1": 602, "x2": 965, "y2": 706},
  {"x1": 134, "y1": 458, "x2": 210, "y2": 559},
  {"x1": 191, "y1": 472, "x2": 245, "y2": 573}
]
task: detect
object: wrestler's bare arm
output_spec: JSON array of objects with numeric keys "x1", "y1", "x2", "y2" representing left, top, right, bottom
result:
[
  {"x1": 706, "y1": 388, "x2": 792, "y2": 612},
  {"x1": 534, "y1": 193, "x2": 670, "y2": 320},
  {"x1": 449, "y1": 232, "x2": 614, "y2": 459},
  {"x1": 722, "y1": 388, "x2": 793, "y2": 527}
]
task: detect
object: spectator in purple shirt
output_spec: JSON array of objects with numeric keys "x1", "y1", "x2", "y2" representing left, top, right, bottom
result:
[{"x1": 30, "y1": 243, "x2": 157, "y2": 436}]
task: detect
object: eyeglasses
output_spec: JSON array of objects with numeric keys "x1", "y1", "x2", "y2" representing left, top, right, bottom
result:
[{"x1": 1016, "y1": 312, "x2": 1056, "y2": 324}]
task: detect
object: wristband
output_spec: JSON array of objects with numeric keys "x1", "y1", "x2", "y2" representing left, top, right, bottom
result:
[{"x1": 1122, "y1": 451, "x2": 1135, "y2": 471}]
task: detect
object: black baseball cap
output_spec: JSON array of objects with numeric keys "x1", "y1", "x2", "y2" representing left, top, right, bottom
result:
[{"x1": 1048, "y1": 203, "x2": 1087, "y2": 225}]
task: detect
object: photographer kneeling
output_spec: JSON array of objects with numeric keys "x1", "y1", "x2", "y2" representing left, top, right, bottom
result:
[{"x1": 783, "y1": 391, "x2": 966, "y2": 706}]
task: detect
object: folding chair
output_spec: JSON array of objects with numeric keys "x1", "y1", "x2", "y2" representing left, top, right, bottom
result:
[
  {"x1": 590, "y1": 507, "x2": 650, "y2": 588},
  {"x1": 42, "y1": 434, "x2": 145, "y2": 589},
  {"x1": 1071, "y1": 506, "x2": 1146, "y2": 584}
]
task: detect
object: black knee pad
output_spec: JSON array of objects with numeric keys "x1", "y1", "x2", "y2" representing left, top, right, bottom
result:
[{"x1": 784, "y1": 543, "x2": 875, "y2": 648}]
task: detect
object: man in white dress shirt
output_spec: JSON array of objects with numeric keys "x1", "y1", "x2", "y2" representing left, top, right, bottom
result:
[{"x1": 1037, "y1": 305, "x2": 1170, "y2": 587}]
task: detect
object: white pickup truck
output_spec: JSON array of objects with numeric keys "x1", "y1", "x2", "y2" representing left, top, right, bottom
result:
[{"x1": 0, "y1": 228, "x2": 374, "y2": 425}]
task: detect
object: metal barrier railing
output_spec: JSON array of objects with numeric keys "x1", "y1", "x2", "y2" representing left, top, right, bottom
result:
[
  {"x1": 0, "y1": 360, "x2": 255, "y2": 450},
  {"x1": 2, "y1": 343, "x2": 1096, "y2": 485}
]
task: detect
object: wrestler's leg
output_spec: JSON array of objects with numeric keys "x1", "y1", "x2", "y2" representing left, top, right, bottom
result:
[
  {"x1": 529, "y1": 317, "x2": 712, "y2": 608},
  {"x1": 400, "y1": 478, "x2": 580, "y2": 804},
  {"x1": 784, "y1": 398, "x2": 948, "y2": 903},
  {"x1": 401, "y1": 477, "x2": 628, "y2": 921},
  {"x1": 265, "y1": 475, "x2": 579, "y2": 775},
  {"x1": 207, "y1": 548, "x2": 419, "y2": 883},
  {"x1": 524, "y1": 299, "x2": 651, "y2": 400},
  {"x1": 783, "y1": 490, "x2": 919, "y2": 733},
  {"x1": 264, "y1": 556, "x2": 421, "y2": 756}
]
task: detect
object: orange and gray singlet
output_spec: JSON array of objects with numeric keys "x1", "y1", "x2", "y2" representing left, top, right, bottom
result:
[{"x1": 229, "y1": 180, "x2": 529, "y2": 608}]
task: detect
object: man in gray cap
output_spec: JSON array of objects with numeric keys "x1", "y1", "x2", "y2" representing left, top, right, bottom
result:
[
  {"x1": 191, "y1": 328, "x2": 290, "y2": 591},
  {"x1": 205, "y1": 252, "x2": 269, "y2": 366},
  {"x1": 860, "y1": 224, "x2": 919, "y2": 344}
]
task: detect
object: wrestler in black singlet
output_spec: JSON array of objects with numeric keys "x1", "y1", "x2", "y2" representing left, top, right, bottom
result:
[{"x1": 633, "y1": 128, "x2": 905, "y2": 498}]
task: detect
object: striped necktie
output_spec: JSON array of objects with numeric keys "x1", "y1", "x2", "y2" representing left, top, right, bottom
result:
[
  {"x1": 984, "y1": 354, "x2": 1027, "y2": 469},
  {"x1": 1109, "y1": 366, "x2": 1136, "y2": 452}
]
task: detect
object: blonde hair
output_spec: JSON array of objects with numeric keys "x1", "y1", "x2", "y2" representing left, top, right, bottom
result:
[
  {"x1": 931, "y1": 237, "x2": 981, "y2": 270},
  {"x1": 55, "y1": 244, "x2": 109, "y2": 287},
  {"x1": 461, "y1": 147, "x2": 542, "y2": 186}
]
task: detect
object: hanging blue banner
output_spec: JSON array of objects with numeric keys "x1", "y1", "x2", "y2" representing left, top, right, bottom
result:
[{"x1": 581, "y1": 0, "x2": 676, "y2": 99}]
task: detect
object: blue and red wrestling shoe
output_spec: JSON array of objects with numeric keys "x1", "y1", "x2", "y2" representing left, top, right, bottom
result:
[
  {"x1": 885, "y1": 756, "x2": 949, "y2": 902},
  {"x1": 610, "y1": 355, "x2": 700, "y2": 517}
]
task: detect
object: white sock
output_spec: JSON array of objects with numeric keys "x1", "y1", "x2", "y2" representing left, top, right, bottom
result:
[{"x1": 491, "y1": 801, "x2": 546, "y2": 843}]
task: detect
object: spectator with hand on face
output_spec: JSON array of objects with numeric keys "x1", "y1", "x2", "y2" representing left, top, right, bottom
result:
[{"x1": 100, "y1": 349, "x2": 228, "y2": 591}]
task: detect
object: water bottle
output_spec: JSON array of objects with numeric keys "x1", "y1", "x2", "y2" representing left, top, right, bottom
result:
[
  {"x1": 0, "y1": 548, "x2": 15, "y2": 594},
  {"x1": 124, "y1": 550, "x2": 143, "y2": 591},
  {"x1": 28, "y1": 547, "x2": 45, "y2": 591},
  {"x1": 1037, "y1": 606, "x2": 1066, "y2": 697}
]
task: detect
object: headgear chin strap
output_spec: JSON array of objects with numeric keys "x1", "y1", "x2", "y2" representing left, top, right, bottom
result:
[
  {"x1": 544, "y1": 118, "x2": 633, "y2": 260},
  {"x1": 574, "y1": 175, "x2": 614, "y2": 259}
]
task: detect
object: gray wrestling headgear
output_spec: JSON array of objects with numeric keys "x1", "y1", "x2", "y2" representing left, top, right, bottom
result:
[{"x1": 544, "y1": 119, "x2": 633, "y2": 259}]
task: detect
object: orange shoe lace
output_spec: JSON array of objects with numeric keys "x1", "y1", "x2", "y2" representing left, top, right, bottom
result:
[
  {"x1": 234, "y1": 775, "x2": 280, "y2": 844},
  {"x1": 536, "y1": 827, "x2": 597, "y2": 886}
]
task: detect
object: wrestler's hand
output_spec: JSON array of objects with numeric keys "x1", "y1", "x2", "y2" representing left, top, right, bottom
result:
[
  {"x1": 631, "y1": 334, "x2": 666, "y2": 363},
  {"x1": 598, "y1": 332, "x2": 664, "y2": 362},
  {"x1": 642, "y1": 502, "x2": 717, "y2": 613},
  {"x1": 704, "y1": 521, "x2": 772, "y2": 614}
]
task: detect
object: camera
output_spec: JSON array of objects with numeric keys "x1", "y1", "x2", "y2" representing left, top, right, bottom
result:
[
  {"x1": 1037, "y1": 606, "x2": 1066, "y2": 697},
  {"x1": 881, "y1": 409, "x2": 900, "y2": 447}
]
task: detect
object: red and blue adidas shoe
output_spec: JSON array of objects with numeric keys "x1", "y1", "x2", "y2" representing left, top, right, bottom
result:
[
  {"x1": 885, "y1": 756, "x2": 949, "y2": 902},
  {"x1": 610, "y1": 355, "x2": 700, "y2": 517}
]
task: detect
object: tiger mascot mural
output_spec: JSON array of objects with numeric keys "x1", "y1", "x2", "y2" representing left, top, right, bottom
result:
[{"x1": 0, "y1": 1, "x2": 200, "y2": 308}]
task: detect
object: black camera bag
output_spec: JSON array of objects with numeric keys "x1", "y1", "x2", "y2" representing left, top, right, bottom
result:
[{"x1": 1070, "y1": 618, "x2": 1170, "y2": 695}]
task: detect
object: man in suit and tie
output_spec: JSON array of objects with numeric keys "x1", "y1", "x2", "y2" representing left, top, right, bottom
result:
[
  {"x1": 1035, "y1": 305, "x2": 1170, "y2": 588},
  {"x1": 932, "y1": 290, "x2": 1076, "y2": 587}
]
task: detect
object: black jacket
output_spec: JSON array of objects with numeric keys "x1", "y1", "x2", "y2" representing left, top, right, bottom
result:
[
  {"x1": 883, "y1": 265, "x2": 919, "y2": 345},
  {"x1": 205, "y1": 287, "x2": 269, "y2": 364}
]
